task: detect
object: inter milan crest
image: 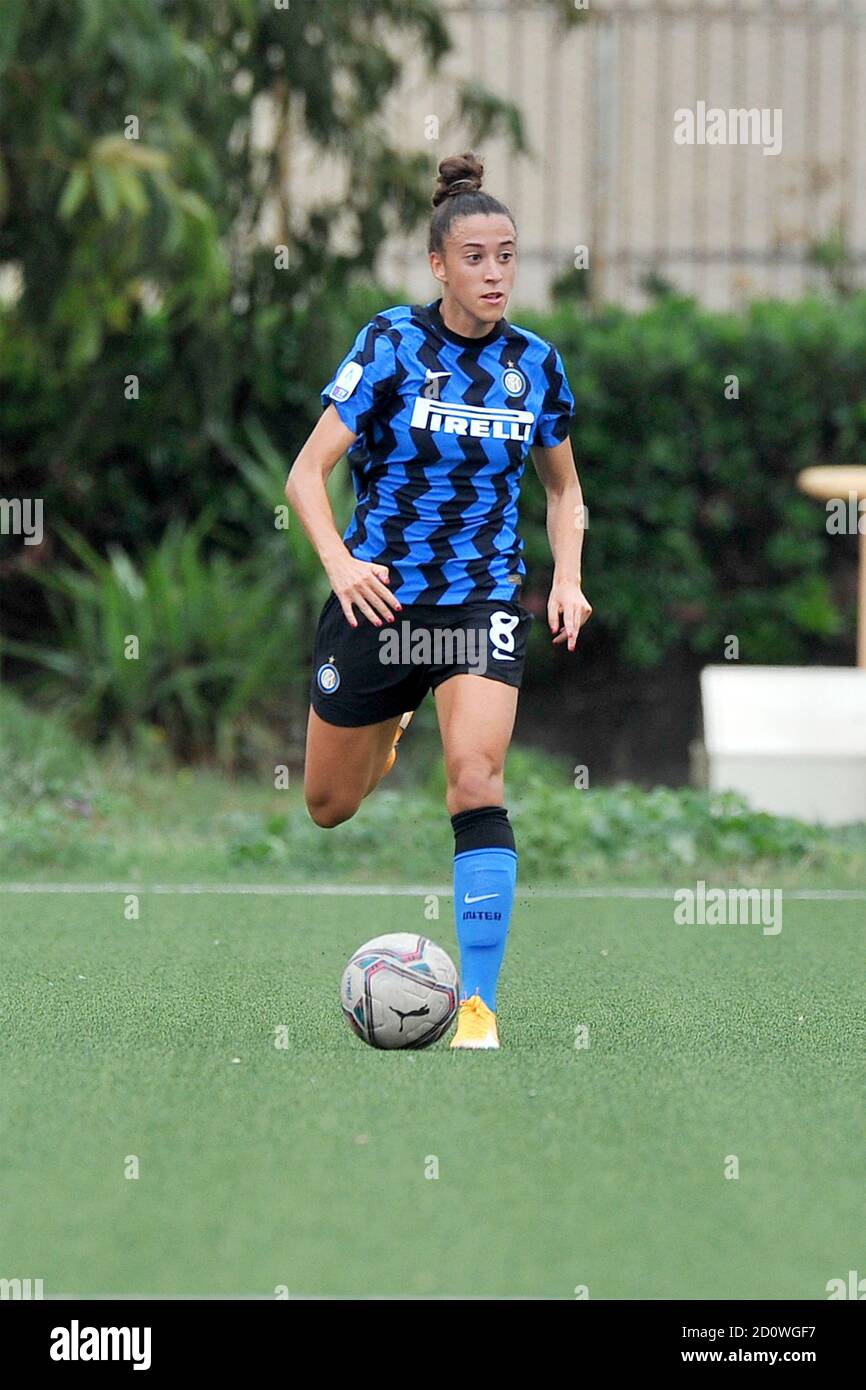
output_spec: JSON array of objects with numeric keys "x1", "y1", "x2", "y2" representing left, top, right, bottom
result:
[
  {"x1": 422, "y1": 370, "x2": 451, "y2": 401},
  {"x1": 501, "y1": 360, "x2": 526, "y2": 398},
  {"x1": 316, "y1": 654, "x2": 340, "y2": 694}
]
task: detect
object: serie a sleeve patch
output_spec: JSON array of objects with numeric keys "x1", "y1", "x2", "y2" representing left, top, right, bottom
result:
[{"x1": 330, "y1": 360, "x2": 364, "y2": 403}]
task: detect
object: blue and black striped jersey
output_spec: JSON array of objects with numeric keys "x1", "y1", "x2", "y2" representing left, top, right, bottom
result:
[{"x1": 320, "y1": 297, "x2": 575, "y2": 605}]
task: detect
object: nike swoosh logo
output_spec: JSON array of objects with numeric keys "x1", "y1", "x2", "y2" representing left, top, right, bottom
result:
[{"x1": 463, "y1": 892, "x2": 499, "y2": 904}]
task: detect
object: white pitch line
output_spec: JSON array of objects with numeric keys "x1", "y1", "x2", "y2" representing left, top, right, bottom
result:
[
  {"x1": 46, "y1": 1293, "x2": 550, "y2": 1300},
  {"x1": 0, "y1": 882, "x2": 864, "y2": 901}
]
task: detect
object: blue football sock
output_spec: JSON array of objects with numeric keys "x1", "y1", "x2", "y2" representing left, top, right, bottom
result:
[{"x1": 451, "y1": 806, "x2": 517, "y2": 1012}]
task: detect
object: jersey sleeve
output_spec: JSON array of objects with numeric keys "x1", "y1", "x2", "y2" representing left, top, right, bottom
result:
[
  {"x1": 532, "y1": 345, "x2": 575, "y2": 447},
  {"x1": 320, "y1": 319, "x2": 399, "y2": 437}
]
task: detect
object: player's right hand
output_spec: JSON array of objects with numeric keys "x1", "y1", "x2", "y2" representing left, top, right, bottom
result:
[{"x1": 327, "y1": 555, "x2": 402, "y2": 629}]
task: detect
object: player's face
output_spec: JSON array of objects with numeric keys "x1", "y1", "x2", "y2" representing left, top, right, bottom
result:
[{"x1": 431, "y1": 214, "x2": 517, "y2": 327}]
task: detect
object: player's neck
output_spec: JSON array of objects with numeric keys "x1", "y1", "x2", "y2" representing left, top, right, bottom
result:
[
  {"x1": 431, "y1": 297, "x2": 505, "y2": 350},
  {"x1": 438, "y1": 294, "x2": 502, "y2": 341}
]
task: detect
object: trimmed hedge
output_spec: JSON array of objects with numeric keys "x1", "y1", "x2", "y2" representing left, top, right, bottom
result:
[{"x1": 516, "y1": 291, "x2": 864, "y2": 669}]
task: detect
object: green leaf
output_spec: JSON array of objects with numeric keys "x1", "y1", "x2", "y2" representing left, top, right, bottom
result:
[
  {"x1": 91, "y1": 163, "x2": 120, "y2": 222},
  {"x1": 58, "y1": 165, "x2": 90, "y2": 221},
  {"x1": 113, "y1": 167, "x2": 149, "y2": 217}
]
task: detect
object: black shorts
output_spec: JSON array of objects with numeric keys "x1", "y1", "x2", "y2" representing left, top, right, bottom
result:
[{"x1": 310, "y1": 591, "x2": 535, "y2": 727}]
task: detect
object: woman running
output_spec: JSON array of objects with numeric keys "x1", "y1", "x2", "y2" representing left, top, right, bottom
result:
[{"x1": 285, "y1": 150, "x2": 592, "y2": 1049}]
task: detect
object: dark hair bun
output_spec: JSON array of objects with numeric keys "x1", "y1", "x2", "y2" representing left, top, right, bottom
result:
[{"x1": 432, "y1": 151, "x2": 484, "y2": 208}]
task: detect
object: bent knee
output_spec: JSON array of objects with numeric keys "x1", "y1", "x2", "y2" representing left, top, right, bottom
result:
[{"x1": 305, "y1": 792, "x2": 361, "y2": 828}]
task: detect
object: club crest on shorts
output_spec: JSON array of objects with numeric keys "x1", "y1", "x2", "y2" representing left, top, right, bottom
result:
[
  {"x1": 316, "y1": 657, "x2": 340, "y2": 693},
  {"x1": 501, "y1": 364, "x2": 526, "y2": 397}
]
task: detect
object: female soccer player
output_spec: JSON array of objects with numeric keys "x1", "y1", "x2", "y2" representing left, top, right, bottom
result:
[{"x1": 285, "y1": 151, "x2": 592, "y2": 1049}]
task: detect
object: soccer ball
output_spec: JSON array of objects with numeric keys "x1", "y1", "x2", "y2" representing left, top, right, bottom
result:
[{"x1": 340, "y1": 933, "x2": 460, "y2": 1049}]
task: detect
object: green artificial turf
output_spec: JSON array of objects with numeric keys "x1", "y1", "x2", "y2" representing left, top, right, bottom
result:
[{"x1": 1, "y1": 888, "x2": 862, "y2": 1298}]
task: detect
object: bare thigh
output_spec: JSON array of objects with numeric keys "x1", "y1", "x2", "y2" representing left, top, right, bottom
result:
[
  {"x1": 433, "y1": 674, "x2": 519, "y2": 816},
  {"x1": 304, "y1": 705, "x2": 402, "y2": 826}
]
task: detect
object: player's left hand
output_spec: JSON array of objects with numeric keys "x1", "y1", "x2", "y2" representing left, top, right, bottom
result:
[{"x1": 548, "y1": 579, "x2": 592, "y2": 652}]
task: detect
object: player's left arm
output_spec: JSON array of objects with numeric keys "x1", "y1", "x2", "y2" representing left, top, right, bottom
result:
[{"x1": 530, "y1": 438, "x2": 592, "y2": 652}]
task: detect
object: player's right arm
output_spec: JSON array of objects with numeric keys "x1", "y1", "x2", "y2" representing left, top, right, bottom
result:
[{"x1": 284, "y1": 404, "x2": 400, "y2": 629}]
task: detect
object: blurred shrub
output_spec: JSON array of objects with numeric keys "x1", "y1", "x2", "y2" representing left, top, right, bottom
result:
[
  {"x1": 0, "y1": 683, "x2": 96, "y2": 805},
  {"x1": 1, "y1": 688, "x2": 862, "y2": 879},
  {"x1": 222, "y1": 783, "x2": 860, "y2": 881},
  {"x1": 2, "y1": 513, "x2": 300, "y2": 767},
  {"x1": 0, "y1": 684, "x2": 106, "y2": 868},
  {"x1": 516, "y1": 291, "x2": 865, "y2": 672}
]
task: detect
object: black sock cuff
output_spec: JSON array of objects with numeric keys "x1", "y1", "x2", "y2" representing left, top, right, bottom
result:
[{"x1": 451, "y1": 804, "x2": 515, "y2": 854}]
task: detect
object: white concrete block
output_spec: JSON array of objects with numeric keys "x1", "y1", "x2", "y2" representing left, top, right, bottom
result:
[{"x1": 699, "y1": 666, "x2": 866, "y2": 825}]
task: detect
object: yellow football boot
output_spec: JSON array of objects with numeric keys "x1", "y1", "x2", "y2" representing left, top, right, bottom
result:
[
  {"x1": 449, "y1": 992, "x2": 500, "y2": 1050},
  {"x1": 381, "y1": 710, "x2": 414, "y2": 776}
]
